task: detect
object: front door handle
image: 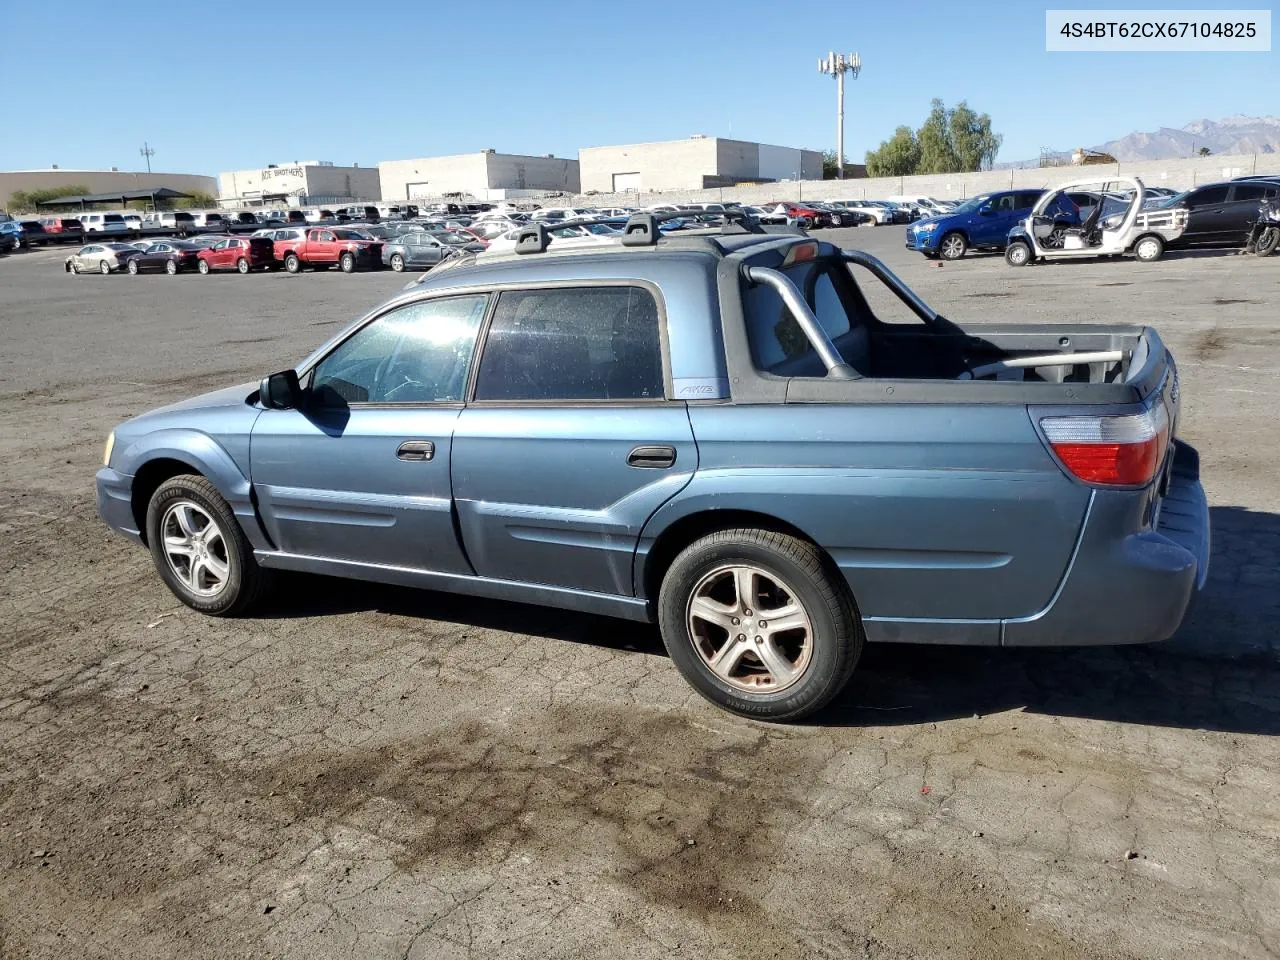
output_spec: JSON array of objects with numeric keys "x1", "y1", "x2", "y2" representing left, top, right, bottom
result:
[
  {"x1": 627, "y1": 445, "x2": 676, "y2": 469},
  {"x1": 396, "y1": 440, "x2": 435, "y2": 462}
]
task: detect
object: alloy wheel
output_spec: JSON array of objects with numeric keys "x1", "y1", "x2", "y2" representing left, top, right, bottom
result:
[
  {"x1": 160, "y1": 501, "x2": 230, "y2": 597},
  {"x1": 686, "y1": 564, "x2": 813, "y2": 693}
]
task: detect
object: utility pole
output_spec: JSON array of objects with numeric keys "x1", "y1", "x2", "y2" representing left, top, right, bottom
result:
[
  {"x1": 139, "y1": 142, "x2": 155, "y2": 173},
  {"x1": 817, "y1": 51, "x2": 861, "y2": 179}
]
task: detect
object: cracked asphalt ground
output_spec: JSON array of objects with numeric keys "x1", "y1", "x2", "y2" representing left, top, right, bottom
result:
[{"x1": 1, "y1": 229, "x2": 1278, "y2": 960}]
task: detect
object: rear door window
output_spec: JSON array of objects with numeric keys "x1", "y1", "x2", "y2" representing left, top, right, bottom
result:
[{"x1": 472, "y1": 286, "x2": 664, "y2": 402}]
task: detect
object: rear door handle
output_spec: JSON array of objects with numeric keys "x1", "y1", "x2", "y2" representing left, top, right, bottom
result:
[
  {"x1": 396, "y1": 440, "x2": 435, "y2": 462},
  {"x1": 627, "y1": 445, "x2": 676, "y2": 469}
]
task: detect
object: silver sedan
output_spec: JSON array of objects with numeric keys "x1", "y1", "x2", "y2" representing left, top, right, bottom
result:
[{"x1": 65, "y1": 242, "x2": 141, "y2": 275}]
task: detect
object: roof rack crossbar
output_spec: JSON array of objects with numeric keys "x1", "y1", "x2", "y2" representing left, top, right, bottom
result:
[
  {"x1": 622, "y1": 209, "x2": 766, "y2": 246},
  {"x1": 514, "y1": 222, "x2": 550, "y2": 255}
]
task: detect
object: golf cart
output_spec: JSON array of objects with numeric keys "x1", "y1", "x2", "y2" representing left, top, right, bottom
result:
[{"x1": 1005, "y1": 176, "x2": 1188, "y2": 266}]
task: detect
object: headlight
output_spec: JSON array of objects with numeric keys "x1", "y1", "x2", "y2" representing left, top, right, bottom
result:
[
  {"x1": 103, "y1": 431, "x2": 115, "y2": 467},
  {"x1": 917, "y1": 222, "x2": 937, "y2": 232}
]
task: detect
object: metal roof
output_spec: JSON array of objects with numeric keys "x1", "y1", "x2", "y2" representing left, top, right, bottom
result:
[{"x1": 35, "y1": 187, "x2": 194, "y2": 207}]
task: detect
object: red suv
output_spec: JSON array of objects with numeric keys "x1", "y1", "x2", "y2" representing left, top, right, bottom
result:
[
  {"x1": 196, "y1": 236, "x2": 275, "y2": 274},
  {"x1": 39, "y1": 217, "x2": 84, "y2": 234}
]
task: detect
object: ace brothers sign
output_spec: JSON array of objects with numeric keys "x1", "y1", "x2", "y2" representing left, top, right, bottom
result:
[{"x1": 258, "y1": 165, "x2": 307, "y2": 195}]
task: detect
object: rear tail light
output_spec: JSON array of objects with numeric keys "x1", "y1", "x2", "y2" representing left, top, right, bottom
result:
[{"x1": 1040, "y1": 405, "x2": 1169, "y2": 486}]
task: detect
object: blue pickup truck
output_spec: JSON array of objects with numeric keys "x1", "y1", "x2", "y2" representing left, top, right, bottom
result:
[{"x1": 96, "y1": 217, "x2": 1209, "y2": 720}]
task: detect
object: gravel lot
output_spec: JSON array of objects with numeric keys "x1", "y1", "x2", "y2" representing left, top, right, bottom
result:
[{"x1": 2, "y1": 231, "x2": 1278, "y2": 960}]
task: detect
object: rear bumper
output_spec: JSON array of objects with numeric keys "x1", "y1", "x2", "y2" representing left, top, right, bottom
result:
[
  {"x1": 1003, "y1": 442, "x2": 1209, "y2": 646},
  {"x1": 96, "y1": 466, "x2": 143, "y2": 544}
]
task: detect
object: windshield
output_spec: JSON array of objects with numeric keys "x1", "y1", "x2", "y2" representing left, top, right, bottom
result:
[
  {"x1": 333, "y1": 229, "x2": 373, "y2": 240},
  {"x1": 948, "y1": 196, "x2": 990, "y2": 215}
]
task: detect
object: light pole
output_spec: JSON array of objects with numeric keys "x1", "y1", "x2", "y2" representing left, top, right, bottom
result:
[
  {"x1": 139, "y1": 142, "x2": 155, "y2": 173},
  {"x1": 817, "y1": 51, "x2": 861, "y2": 179}
]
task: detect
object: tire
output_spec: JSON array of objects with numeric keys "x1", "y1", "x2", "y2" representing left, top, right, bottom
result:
[
  {"x1": 339, "y1": 252, "x2": 355, "y2": 273},
  {"x1": 69, "y1": 260, "x2": 79, "y2": 274},
  {"x1": 657, "y1": 528, "x2": 863, "y2": 721},
  {"x1": 99, "y1": 259, "x2": 112, "y2": 275},
  {"x1": 236, "y1": 257, "x2": 250, "y2": 274},
  {"x1": 1133, "y1": 234, "x2": 1164, "y2": 262},
  {"x1": 127, "y1": 258, "x2": 139, "y2": 275},
  {"x1": 284, "y1": 253, "x2": 301, "y2": 274},
  {"x1": 390, "y1": 253, "x2": 405, "y2": 272},
  {"x1": 165, "y1": 259, "x2": 178, "y2": 275},
  {"x1": 145, "y1": 474, "x2": 272, "y2": 617},
  {"x1": 938, "y1": 231, "x2": 967, "y2": 260},
  {"x1": 1005, "y1": 240, "x2": 1032, "y2": 267},
  {"x1": 1255, "y1": 226, "x2": 1280, "y2": 257},
  {"x1": 197, "y1": 259, "x2": 210, "y2": 274}
]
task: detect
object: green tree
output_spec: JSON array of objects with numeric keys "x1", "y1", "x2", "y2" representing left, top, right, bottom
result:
[
  {"x1": 7, "y1": 184, "x2": 91, "y2": 212},
  {"x1": 917, "y1": 99, "x2": 960, "y2": 173},
  {"x1": 175, "y1": 191, "x2": 217, "y2": 209},
  {"x1": 865, "y1": 126, "x2": 921, "y2": 177},
  {"x1": 822, "y1": 149, "x2": 846, "y2": 179},
  {"x1": 1197, "y1": 146, "x2": 1211, "y2": 157},
  {"x1": 863, "y1": 100, "x2": 1002, "y2": 177},
  {"x1": 949, "y1": 100, "x2": 1002, "y2": 171}
]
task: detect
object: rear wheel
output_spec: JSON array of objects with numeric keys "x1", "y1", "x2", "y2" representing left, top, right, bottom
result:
[
  {"x1": 197, "y1": 259, "x2": 210, "y2": 274},
  {"x1": 236, "y1": 257, "x2": 250, "y2": 274},
  {"x1": 1134, "y1": 234, "x2": 1164, "y2": 262},
  {"x1": 657, "y1": 528, "x2": 862, "y2": 721},
  {"x1": 1005, "y1": 240, "x2": 1032, "y2": 266},
  {"x1": 127, "y1": 258, "x2": 139, "y2": 275},
  {"x1": 284, "y1": 253, "x2": 301, "y2": 274},
  {"x1": 390, "y1": 253, "x2": 405, "y2": 272},
  {"x1": 1255, "y1": 226, "x2": 1280, "y2": 257},
  {"x1": 99, "y1": 259, "x2": 112, "y2": 275},
  {"x1": 339, "y1": 252, "x2": 356, "y2": 273},
  {"x1": 145, "y1": 475, "x2": 272, "y2": 617},
  {"x1": 939, "y1": 232, "x2": 967, "y2": 260},
  {"x1": 165, "y1": 259, "x2": 178, "y2": 275}
]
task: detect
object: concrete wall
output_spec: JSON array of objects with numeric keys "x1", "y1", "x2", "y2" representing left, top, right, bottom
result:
[
  {"x1": 304, "y1": 165, "x2": 381, "y2": 201},
  {"x1": 483, "y1": 153, "x2": 579, "y2": 193},
  {"x1": 377, "y1": 153, "x2": 578, "y2": 201},
  {"x1": 564, "y1": 150, "x2": 1280, "y2": 208},
  {"x1": 2, "y1": 170, "x2": 217, "y2": 209},
  {"x1": 580, "y1": 138, "x2": 825, "y2": 193}
]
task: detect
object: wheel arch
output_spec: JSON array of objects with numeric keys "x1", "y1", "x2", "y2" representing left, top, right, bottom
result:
[{"x1": 637, "y1": 507, "x2": 848, "y2": 610}]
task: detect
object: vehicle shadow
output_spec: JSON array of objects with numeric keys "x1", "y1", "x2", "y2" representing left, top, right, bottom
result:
[{"x1": 253, "y1": 505, "x2": 1278, "y2": 736}]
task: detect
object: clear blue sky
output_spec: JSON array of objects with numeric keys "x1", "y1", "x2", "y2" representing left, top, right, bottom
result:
[{"x1": 1, "y1": 0, "x2": 1275, "y2": 174}]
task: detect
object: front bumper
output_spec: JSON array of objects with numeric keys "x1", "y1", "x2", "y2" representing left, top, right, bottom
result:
[
  {"x1": 905, "y1": 226, "x2": 940, "y2": 251},
  {"x1": 1003, "y1": 442, "x2": 1209, "y2": 646},
  {"x1": 96, "y1": 466, "x2": 142, "y2": 543}
]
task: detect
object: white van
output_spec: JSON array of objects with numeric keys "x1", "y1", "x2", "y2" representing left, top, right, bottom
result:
[
  {"x1": 143, "y1": 211, "x2": 197, "y2": 232},
  {"x1": 81, "y1": 213, "x2": 129, "y2": 233},
  {"x1": 188, "y1": 211, "x2": 227, "y2": 229},
  {"x1": 886, "y1": 195, "x2": 950, "y2": 216}
]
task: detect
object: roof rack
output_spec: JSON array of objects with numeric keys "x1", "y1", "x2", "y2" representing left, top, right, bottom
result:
[
  {"x1": 621, "y1": 208, "x2": 767, "y2": 246},
  {"x1": 513, "y1": 222, "x2": 550, "y2": 254}
]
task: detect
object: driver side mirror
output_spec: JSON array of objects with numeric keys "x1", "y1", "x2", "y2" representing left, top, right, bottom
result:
[
  {"x1": 977, "y1": 204, "x2": 994, "y2": 216},
  {"x1": 260, "y1": 369, "x2": 302, "y2": 409}
]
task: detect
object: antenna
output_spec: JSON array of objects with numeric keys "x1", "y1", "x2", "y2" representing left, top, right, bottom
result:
[{"x1": 817, "y1": 52, "x2": 861, "y2": 179}]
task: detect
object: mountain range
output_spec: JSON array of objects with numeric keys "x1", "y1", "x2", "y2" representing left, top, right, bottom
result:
[{"x1": 1091, "y1": 115, "x2": 1280, "y2": 160}]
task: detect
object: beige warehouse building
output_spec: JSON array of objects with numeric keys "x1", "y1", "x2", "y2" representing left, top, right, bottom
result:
[
  {"x1": 216, "y1": 161, "x2": 381, "y2": 207},
  {"x1": 2, "y1": 169, "x2": 217, "y2": 208},
  {"x1": 377, "y1": 150, "x2": 580, "y2": 202},
  {"x1": 579, "y1": 136, "x2": 824, "y2": 193}
]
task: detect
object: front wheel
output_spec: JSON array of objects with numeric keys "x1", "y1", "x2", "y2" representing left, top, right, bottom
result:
[
  {"x1": 1133, "y1": 234, "x2": 1164, "y2": 262},
  {"x1": 197, "y1": 259, "x2": 210, "y2": 274},
  {"x1": 657, "y1": 529, "x2": 863, "y2": 721},
  {"x1": 145, "y1": 475, "x2": 273, "y2": 616},
  {"x1": 165, "y1": 259, "x2": 178, "y2": 275},
  {"x1": 339, "y1": 252, "x2": 355, "y2": 273},
  {"x1": 1005, "y1": 240, "x2": 1032, "y2": 266},
  {"x1": 938, "y1": 232, "x2": 967, "y2": 260},
  {"x1": 1255, "y1": 226, "x2": 1280, "y2": 257}
]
